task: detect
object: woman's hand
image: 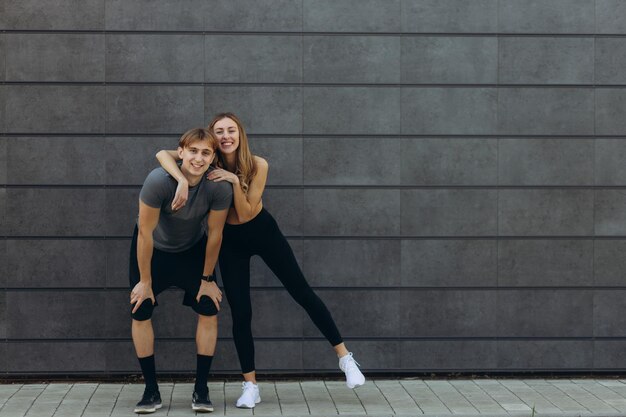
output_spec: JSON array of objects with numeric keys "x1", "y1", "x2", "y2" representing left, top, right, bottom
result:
[
  {"x1": 207, "y1": 168, "x2": 239, "y2": 184},
  {"x1": 172, "y1": 179, "x2": 189, "y2": 211}
]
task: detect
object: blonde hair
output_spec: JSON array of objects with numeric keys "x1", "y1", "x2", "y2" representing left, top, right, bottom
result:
[
  {"x1": 178, "y1": 127, "x2": 218, "y2": 151},
  {"x1": 209, "y1": 113, "x2": 257, "y2": 193}
]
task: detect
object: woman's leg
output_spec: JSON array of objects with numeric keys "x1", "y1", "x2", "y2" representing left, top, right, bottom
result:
[
  {"x1": 258, "y1": 217, "x2": 343, "y2": 347},
  {"x1": 257, "y1": 213, "x2": 365, "y2": 388},
  {"x1": 219, "y1": 240, "x2": 263, "y2": 407},
  {"x1": 218, "y1": 244, "x2": 256, "y2": 380}
]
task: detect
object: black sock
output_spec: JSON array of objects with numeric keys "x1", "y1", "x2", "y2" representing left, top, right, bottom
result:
[
  {"x1": 138, "y1": 355, "x2": 158, "y2": 392},
  {"x1": 194, "y1": 354, "x2": 213, "y2": 395}
]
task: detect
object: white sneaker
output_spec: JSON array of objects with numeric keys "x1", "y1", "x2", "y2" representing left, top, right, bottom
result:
[
  {"x1": 339, "y1": 352, "x2": 365, "y2": 389},
  {"x1": 236, "y1": 381, "x2": 261, "y2": 409}
]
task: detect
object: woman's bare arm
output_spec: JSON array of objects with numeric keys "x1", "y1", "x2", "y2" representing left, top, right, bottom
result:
[
  {"x1": 208, "y1": 156, "x2": 268, "y2": 223},
  {"x1": 155, "y1": 150, "x2": 188, "y2": 210}
]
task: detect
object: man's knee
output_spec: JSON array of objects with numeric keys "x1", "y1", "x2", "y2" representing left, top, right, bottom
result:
[
  {"x1": 131, "y1": 299, "x2": 154, "y2": 321},
  {"x1": 193, "y1": 295, "x2": 218, "y2": 317}
]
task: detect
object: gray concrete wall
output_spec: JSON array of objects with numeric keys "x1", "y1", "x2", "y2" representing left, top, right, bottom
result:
[{"x1": 1, "y1": 0, "x2": 626, "y2": 376}]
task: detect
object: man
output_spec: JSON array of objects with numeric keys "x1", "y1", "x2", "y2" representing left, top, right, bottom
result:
[{"x1": 129, "y1": 128, "x2": 232, "y2": 413}]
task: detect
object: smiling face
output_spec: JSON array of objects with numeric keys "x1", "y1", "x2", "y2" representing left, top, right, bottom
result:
[
  {"x1": 176, "y1": 128, "x2": 218, "y2": 183},
  {"x1": 178, "y1": 139, "x2": 215, "y2": 179},
  {"x1": 212, "y1": 117, "x2": 240, "y2": 155}
]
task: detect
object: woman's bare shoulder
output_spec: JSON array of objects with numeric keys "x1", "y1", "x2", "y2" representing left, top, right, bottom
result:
[{"x1": 253, "y1": 155, "x2": 268, "y2": 168}]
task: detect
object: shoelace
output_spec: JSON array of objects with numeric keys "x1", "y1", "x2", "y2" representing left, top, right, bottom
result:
[
  {"x1": 343, "y1": 353, "x2": 361, "y2": 371},
  {"x1": 242, "y1": 382, "x2": 256, "y2": 391}
]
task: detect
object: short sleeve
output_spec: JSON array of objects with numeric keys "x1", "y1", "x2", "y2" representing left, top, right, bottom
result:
[
  {"x1": 210, "y1": 181, "x2": 233, "y2": 211},
  {"x1": 139, "y1": 169, "x2": 169, "y2": 209}
]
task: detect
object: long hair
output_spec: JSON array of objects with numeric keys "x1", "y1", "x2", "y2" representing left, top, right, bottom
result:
[{"x1": 209, "y1": 112, "x2": 257, "y2": 194}]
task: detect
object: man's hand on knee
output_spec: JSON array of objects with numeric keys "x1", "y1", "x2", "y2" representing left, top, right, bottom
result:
[
  {"x1": 131, "y1": 281, "x2": 156, "y2": 314},
  {"x1": 196, "y1": 280, "x2": 222, "y2": 312}
]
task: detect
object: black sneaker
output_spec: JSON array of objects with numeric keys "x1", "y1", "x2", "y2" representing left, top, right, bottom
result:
[
  {"x1": 192, "y1": 390, "x2": 214, "y2": 412},
  {"x1": 134, "y1": 389, "x2": 162, "y2": 414}
]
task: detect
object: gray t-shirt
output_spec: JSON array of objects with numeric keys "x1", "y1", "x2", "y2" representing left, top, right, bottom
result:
[{"x1": 139, "y1": 167, "x2": 233, "y2": 252}]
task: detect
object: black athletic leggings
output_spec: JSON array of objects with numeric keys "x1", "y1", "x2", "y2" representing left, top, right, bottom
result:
[{"x1": 219, "y1": 208, "x2": 343, "y2": 373}]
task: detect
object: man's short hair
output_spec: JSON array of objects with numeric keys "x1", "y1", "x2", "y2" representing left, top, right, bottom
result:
[{"x1": 178, "y1": 127, "x2": 219, "y2": 150}]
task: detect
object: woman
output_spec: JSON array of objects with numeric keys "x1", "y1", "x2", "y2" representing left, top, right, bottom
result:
[{"x1": 157, "y1": 113, "x2": 365, "y2": 409}]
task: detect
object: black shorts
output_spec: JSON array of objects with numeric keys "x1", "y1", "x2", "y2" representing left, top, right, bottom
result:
[{"x1": 129, "y1": 226, "x2": 217, "y2": 316}]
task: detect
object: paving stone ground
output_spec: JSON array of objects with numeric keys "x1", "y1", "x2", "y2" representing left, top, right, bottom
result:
[{"x1": 2, "y1": 379, "x2": 626, "y2": 416}]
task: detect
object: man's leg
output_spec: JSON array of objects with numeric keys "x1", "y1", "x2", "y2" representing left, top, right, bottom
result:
[
  {"x1": 196, "y1": 313, "x2": 218, "y2": 355},
  {"x1": 195, "y1": 313, "x2": 217, "y2": 390},
  {"x1": 129, "y1": 224, "x2": 163, "y2": 413},
  {"x1": 190, "y1": 311, "x2": 217, "y2": 412},
  {"x1": 131, "y1": 302, "x2": 162, "y2": 414},
  {"x1": 132, "y1": 316, "x2": 157, "y2": 392},
  {"x1": 178, "y1": 236, "x2": 219, "y2": 411},
  {"x1": 132, "y1": 317, "x2": 155, "y2": 357}
]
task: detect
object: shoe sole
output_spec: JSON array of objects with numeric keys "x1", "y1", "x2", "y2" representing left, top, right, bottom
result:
[
  {"x1": 236, "y1": 398, "x2": 261, "y2": 409},
  {"x1": 134, "y1": 403, "x2": 163, "y2": 414},
  {"x1": 191, "y1": 403, "x2": 214, "y2": 412},
  {"x1": 347, "y1": 380, "x2": 366, "y2": 389}
]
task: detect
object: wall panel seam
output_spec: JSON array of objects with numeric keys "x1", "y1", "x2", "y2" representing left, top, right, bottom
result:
[
  {"x1": 6, "y1": 82, "x2": 626, "y2": 88},
  {"x1": 7, "y1": 185, "x2": 626, "y2": 189},
  {"x1": 4, "y1": 29, "x2": 626, "y2": 37},
  {"x1": 4, "y1": 286, "x2": 617, "y2": 291},
  {"x1": 7, "y1": 133, "x2": 626, "y2": 139},
  {"x1": 4, "y1": 336, "x2": 619, "y2": 342},
  {"x1": 6, "y1": 235, "x2": 626, "y2": 240}
]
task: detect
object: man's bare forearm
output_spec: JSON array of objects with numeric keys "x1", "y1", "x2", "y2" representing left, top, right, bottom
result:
[
  {"x1": 203, "y1": 232, "x2": 223, "y2": 277},
  {"x1": 137, "y1": 229, "x2": 154, "y2": 284}
]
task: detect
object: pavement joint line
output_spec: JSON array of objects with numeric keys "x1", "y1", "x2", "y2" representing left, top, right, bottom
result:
[
  {"x1": 417, "y1": 380, "x2": 453, "y2": 414},
  {"x1": 507, "y1": 379, "x2": 563, "y2": 412},
  {"x1": 301, "y1": 381, "x2": 337, "y2": 415},
  {"x1": 46, "y1": 383, "x2": 73, "y2": 417},
  {"x1": 76, "y1": 383, "x2": 99, "y2": 417},
  {"x1": 407, "y1": 379, "x2": 451, "y2": 414},
  {"x1": 474, "y1": 379, "x2": 528, "y2": 413},
  {"x1": 105, "y1": 382, "x2": 124, "y2": 416},
  {"x1": 553, "y1": 381, "x2": 619, "y2": 414},
  {"x1": 545, "y1": 381, "x2": 596, "y2": 414},
  {"x1": 15, "y1": 380, "x2": 626, "y2": 416},
  {"x1": 371, "y1": 380, "x2": 395, "y2": 414},
  {"x1": 529, "y1": 385, "x2": 578, "y2": 413},
  {"x1": 0, "y1": 384, "x2": 23, "y2": 413},
  {"x1": 577, "y1": 381, "x2": 626, "y2": 413},
  {"x1": 322, "y1": 380, "x2": 340, "y2": 415},
  {"x1": 394, "y1": 380, "x2": 422, "y2": 414},
  {"x1": 19, "y1": 383, "x2": 47, "y2": 417},
  {"x1": 297, "y1": 381, "x2": 311, "y2": 416},
  {"x1": 356, "y1": 381, "x2": 392, "y2": 415},
  {"x1": 598, "y1": 380, "x2": 626, "y2": 388},
  {"x1": 549, "y1": 382, "x2": 592, "y2": 413},
  {"x1": 375, "y1": 380, "x2": 420, "y2": 415},
  {"x1": 352, "y1": 384, "x2": 370, "y2": 412},
  {"x1": 165, "y1": 381, "x2": 175, "y2": 416},
  {"x1": 275, "y1": 381, "x2": 309, "y2": 415},
  {"x1": 431, "y1": 380, "x2": 479, "y2": 414},
  {"x1": 397, "y1": 381, "x2": 430, "y2": 414},
  {"x1": 450, "y1": 380, "x2": 506, "y2": 414},
  {"x1": 257, "y1": 381, "x2": 281, "y2": 416},
  {"x1": 497, "y1": 380, "x2": 559, "y2": 414},
  {"x1": 327, "y1": 380, "x2": 364, "y2": 414},
  {"x1": 220, "y1": 379, "x2": 226, "y2": 415},
  {"x1": 598, "y1": 380, "x2": 626, "y2": 399}
]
